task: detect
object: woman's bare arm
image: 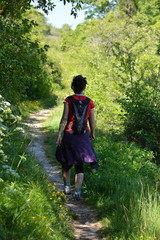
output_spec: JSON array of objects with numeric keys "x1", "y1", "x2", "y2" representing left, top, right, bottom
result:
[
  {"x1": 89, "y1": 108, "x2": 95, "y2": 140},
  {"x1": 56, "y1": 102, "x2": 69, "y2": 145}
]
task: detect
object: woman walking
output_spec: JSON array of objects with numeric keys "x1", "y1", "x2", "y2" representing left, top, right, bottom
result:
[{"x1": 56, "y1": 75, "x2": 98, "y2": 200}]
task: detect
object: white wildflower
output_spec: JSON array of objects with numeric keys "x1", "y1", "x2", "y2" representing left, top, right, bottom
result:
[
  {"x1": 2, "y1": 165, "x2": 20, "y2": 178},
  {"x1": 3, "y1": 101, "x2": 10, "y2": 107},
  {"x1": 10, "y1": 114, "x2": 16, "y2": 119},
  {"x1": 15, "y1": 115, "x2": 21, "y2": 121},
  {"x1": 0, "y1": 150, "x2": 4, "y2": 155},
  {"x1": 0, "y1": 125, "x2": 8, "y2": 132},
  {"x1": 0, "y1": 131, "x2": 5, "y2": 137},
  {"x1": 14, "y1": 127, "x2": 25, "y2": 134}
]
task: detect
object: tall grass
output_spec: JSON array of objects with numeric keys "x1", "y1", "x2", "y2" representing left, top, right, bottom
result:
[
  {"x1": 128, "y1": 187, "x2": 160, "y2": 240},
  {"x1": 83, "y1": 136, "x2": 160, "y2": 239},
  {"x1": 43, "y1": 102, "x2": 160, "y2": 240},
  {"x1": 42, "y1": 105, "x2": 63, "y2": 163}
]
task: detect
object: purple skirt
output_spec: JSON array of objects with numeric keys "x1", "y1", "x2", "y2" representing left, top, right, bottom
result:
[{"x1": 55, "y1": 131, "x2": 98, "y2": 171}]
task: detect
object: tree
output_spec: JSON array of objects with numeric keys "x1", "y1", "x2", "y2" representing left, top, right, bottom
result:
[
  {"x1": 0, "y1": 0, "x2": 84, "y2": 18},
  {"x1": 79, "y1": 0, "x2": 118, "y2": 19},
  {"x1": 0, "y1": 0, "x2": 84, "y2": 102},
  {"x1": 117, "y1": 0, "x2": 139, "y2": 17},
  {"x1": 73, "y1": 0, "x2": 140, "y2": 19}
]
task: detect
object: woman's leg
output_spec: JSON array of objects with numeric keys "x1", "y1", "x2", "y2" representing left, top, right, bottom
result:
[
  {"x1": 62, "y1": 168, "x2": 71, "y2": 184},
  {"x1": 75, "y1": 173, "x2": 84, "y2": 190},
  {"x1": 74, "y1": 164, "x2": 84, "y2": 200},
  {"x1": 62, "y1": 168, "x2": 71, "y2": 194},
  {"x1": 75, "y1": 163, "x2": 84, "y2": 190}
]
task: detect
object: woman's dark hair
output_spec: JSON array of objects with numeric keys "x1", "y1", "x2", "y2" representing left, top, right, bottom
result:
[{"x1": 71, "y1": 75, "x2": 87, "y2": 94}]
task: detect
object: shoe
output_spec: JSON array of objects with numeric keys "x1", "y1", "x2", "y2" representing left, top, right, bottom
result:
[
  {"x1": 64, "y1": 184, "x2": 71, "y2": 195},
  {"x1": 75, "y1": 190, "x2": 81, "y2": 200}
]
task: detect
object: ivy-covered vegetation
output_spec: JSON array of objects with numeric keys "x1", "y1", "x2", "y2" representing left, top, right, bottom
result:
[{"x1": 1, "y1": 0, "x2": 160, "y2": 239}]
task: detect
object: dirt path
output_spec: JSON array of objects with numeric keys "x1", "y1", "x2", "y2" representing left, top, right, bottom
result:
[{"x1": 24, "y1": 109, "x2": 103, "y2": 240}]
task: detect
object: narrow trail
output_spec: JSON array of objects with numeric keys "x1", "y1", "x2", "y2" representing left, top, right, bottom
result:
[{"x1": 24, "y1": 108, "x2": 103, "y2": 240}]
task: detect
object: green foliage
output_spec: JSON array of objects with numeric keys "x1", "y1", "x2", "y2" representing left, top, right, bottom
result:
[
  {"x1": 82, "y1": 0, "x2": 117, "y2": 19},
  {"x1": 0, "y1": 180, "x2": 72, "y2": 239},
  {"x1": 43, "y1": 103, "x2": 160, "y2": 239},
  {"x1": 0, "y1": 0, "x2": 83, "y2": 19},
  {"x1": 79, "y1": 0, "x2": 160, "y2": 20},
  {"x1": 0, "y1": 7, "x2": 63, "y2": 103},
  {"x1": 84, "y1": 135, "x2": 159, "y2": 239},
  {"x1": 1, "y1": 0, "x2": 160, "y2": 238},
  {"x1": 118, "y1": 0, "x2": 140, "y2": 17},
  {"x1": 119, "y1": 80, "x2": 160, "y2": 161},
  {"x1": 0, "y1": 17, "x2": 48, "y2": 102},
  {"x1": 107, "y1": 6, "x2": 160, "y2": 160},
  {"x1": 0, "y1": 96, "x2": 72, "y2": 239},
  {"x1": 0, "y1": 0, "x2": 56, "y2": 18}
]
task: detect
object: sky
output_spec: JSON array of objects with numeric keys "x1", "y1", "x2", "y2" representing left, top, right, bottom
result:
[{"x1": 43, "y1": 0, "x2": 86, "y2": 29}]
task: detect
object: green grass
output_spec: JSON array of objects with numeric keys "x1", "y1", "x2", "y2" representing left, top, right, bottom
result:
[
  {"x1": 83, "y1": 136, "x2": 160, "y2": 239},
  {"x1": 0, "y1": 134, "x2": 73, "y2": 239},
  {"x1": 42, "y1": 105, "x2": 63, "y2": 164},
  {"x1": 0, "y1": 99, "x2": 73, "y2": 240},
  {"x1": 42, "y1": 102, "x2": 160, "y2": 240},
  {"x1": 17, "y1": 96, "x2": 58, "y2": 118}
]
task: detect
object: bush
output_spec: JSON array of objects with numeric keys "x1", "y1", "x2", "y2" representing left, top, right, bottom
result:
[
  {"x1": 0, "y1": 16, "x2": 59, "y2": 103},
  {"x1": 119, "y1": 81, "x2": 160, "y2": 162}
]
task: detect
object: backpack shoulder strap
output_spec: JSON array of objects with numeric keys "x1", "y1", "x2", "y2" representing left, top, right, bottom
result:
[
  {"x1": 67, "y1": 95, "x2": 75, "y2": 103},
  {"x1": 68, "y1": 96, "x2": 90, "y2": 104},
  {"x1": 83, "y1": 97, "x2": 90, "y2": 105}
]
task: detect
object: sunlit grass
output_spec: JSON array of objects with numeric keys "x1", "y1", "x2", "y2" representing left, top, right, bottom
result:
[
  {"x1": 17, "y1": 100, "x2": 42, "y2": 117},
  {"x1": 130, "y1": 188, "x2": 160, "y2": 240},
  {"x1": 0, "y1": 177, "x2": 72, "y2": 239},
  {"x1": 42, "y1": 105, "x2": 63, "y2": 163},
  {"x1": 43, "y1": 105, "x2": 63, "y2": 132},
  {"x1": 17, "y1": 97, "x2": 58, "y2": 118}
]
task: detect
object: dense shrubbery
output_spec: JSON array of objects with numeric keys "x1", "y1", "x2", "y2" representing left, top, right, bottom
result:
[
  {"x1": 0, "y1": 16, "x2": 58, "y2": 103},
  {"x1": 119, "y1": 81, "x2": 160, "y2": 162}
]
